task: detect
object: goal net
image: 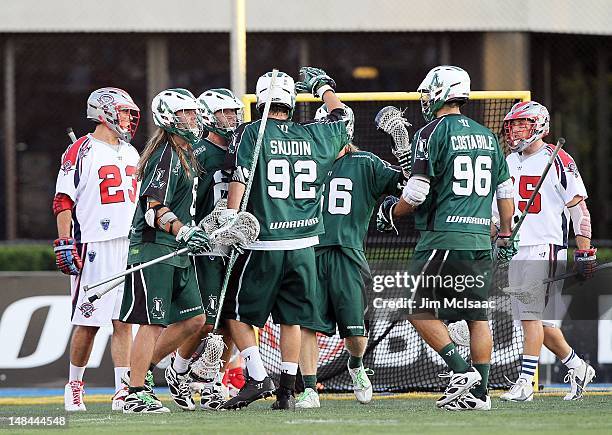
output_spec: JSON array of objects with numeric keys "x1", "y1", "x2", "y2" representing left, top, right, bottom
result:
[{"x1": 242, "y1": 91, "x2": 530, "y2": 392}]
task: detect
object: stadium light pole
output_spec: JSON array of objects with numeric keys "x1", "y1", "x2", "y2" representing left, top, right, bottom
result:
[{"x1": 231, "y1": 0, "x2": 247, "y2": 99}]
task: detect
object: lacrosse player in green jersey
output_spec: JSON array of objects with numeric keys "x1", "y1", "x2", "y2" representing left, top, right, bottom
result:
[
  {"x1": 220, "y1": 67, "x2": 352, "y2": 410},
  {"x1": 377, "y1": 66, "x2": 516, "y2": 411},
  {"x1": 120, "y1": 89, "x2": 212, "y2": 414},
  {"x1": 166, "y1": 88, "x2": 244, "y2": 410},
  {"x1": 296, "y1": 104, "x2": 406, "y2": 409}
]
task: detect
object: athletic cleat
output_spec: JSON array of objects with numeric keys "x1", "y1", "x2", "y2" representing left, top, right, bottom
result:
[
  {"x1": 121, "y1": 370, "x2": 162, "y2": 405},
  {"x1": 64, "y1": 380, "x2": 86, "y2": 412},
  {"x1": 221, "y1": 376, "x2": 275, "y2": 410},
  {"x1": 564, "y1": 361, "x2": 596, "y2": 400},
  {"x1": 123, "y1": 391, "x2": 170, "y2": 414},
  {"x1": 200, "y1": 380, "x2": 227, "y2": 411},
  {"x1": 295, "y1": 387, "x2": 320, "y2": 409},
  {"x1": 271, "y1": 387, "x2": 296, "y2": 411},
  {"x1": 443, "y1": 392, "x2": 491, "y2": 411},
  {"x1": 165, "y1": 362, "x2": 196, "y2": 411},
  {"x1": 500, "y1": 377, "x2": 534, "y2": 402},
  {"x1": 347, "y1": 363, "x2": 373, "y2": 404},
  {"x1": 436, "y1": 367, "x2": 482, "y2": 408},
  {"x1": 111, "y1": 386, "x2": 129, "y2": 411}
]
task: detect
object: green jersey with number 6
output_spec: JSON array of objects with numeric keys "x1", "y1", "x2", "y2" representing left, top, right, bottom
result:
[
  {"x1": 193, "y1": 138, "x2": 229, "y2": 222},
  {"x1": 319, "y1": 151, "x2": 403, "y2": 251},
  {"x1": 411, "y1": 113, "x2": 510, "y2": 251},
  {"x1": 226, "y1": 117, "x2": 349, "y2": 247}
]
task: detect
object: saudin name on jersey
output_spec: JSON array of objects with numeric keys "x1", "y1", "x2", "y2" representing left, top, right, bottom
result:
[
  {"x1": 411, "y1": 113, "x2": 510, "y2": 250},
  {"x1": 226, "y1": 117, "x2": 349, "y2": 247}
]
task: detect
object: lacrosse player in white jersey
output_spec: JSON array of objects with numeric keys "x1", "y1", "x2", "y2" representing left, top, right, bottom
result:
[
  {"x1": 496, "y1": 101, "x2": 596, "y2": 402},
  {"x1": 53, "y1": 87, "x2": 141, "y2": 411}
]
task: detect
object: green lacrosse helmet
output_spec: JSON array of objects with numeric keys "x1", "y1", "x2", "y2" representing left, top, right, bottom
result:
[
  {"x1": 198, "y1": 88, "x2": 245, "y2": 139},
  {"x1": 417, "y1": 65, "x2": 470, "y2": 122},
  {"x1": 151, "y1": 88, "x2": 213, "y2": 144}
]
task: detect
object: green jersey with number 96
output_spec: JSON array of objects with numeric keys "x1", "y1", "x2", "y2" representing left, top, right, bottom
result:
[
  {"x1": 411, "y1": 113, "x2": 510, "y2": 250},
  {"x1": 226, "y1": 117, "x2": 349, "y2": 246},
  {"x1": 319, "y1": 151, "x2": 403, "y2": 251}
]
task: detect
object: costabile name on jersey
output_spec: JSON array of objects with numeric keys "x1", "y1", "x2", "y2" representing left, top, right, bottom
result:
[{"x1": 450, "y1": 134, "x2": 496, "y2": 151}]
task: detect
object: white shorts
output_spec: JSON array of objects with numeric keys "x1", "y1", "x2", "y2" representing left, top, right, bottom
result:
[
  {"x1": 508, "y1": 244, "x2": 568, "y2": 322},
  {"x1": 70, "y1": 237, "x2": 129, "y2": 326}
]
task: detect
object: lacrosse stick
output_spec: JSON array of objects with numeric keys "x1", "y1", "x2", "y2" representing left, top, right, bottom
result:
[
  {"x1": 67, "y1": 127, "x2": 78, "y2": 143},
  {"x1": 87, "y1": 276, "x2": 126, "y2": 303},
  {"x1": 191, "y1": 69, "x2": 279, "y2": 381},
  {"x1": 83, "y1": 247, "x2": 189, "y2": 293},
  {"x1": 375, "y1": 106, "x2": 412, "y2": 176},
  {"x1": 501, "y1": 261, "x2": 612, "y2": 303},
  {"x1": 447, "y1": 320, "x2": 471, "y2": 347}
]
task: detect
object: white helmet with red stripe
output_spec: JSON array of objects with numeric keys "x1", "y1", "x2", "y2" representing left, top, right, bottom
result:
[
  {"x1": 503, "y1": 101, "x2": 550, "y2": 153},
  {"x1": 87, "y1": 87, "x2": 140, "y2": 142}
]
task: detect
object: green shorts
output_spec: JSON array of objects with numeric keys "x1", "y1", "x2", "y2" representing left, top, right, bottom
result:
[
  {"x1": 194, "y1": 255, "x2": 226, "y2": 326},
  {"x1": 407, "y1": 249, "x2": 492, "y2": 321},
  {"x1": 120, "y1": 262, "x2": 204, "y2": 327},
  {"x1": 310, "y1": 246, "x2": 370, "y2": 338},
  {"x1": 221, "y1": 247, "x2": 317, "y2": 328}
]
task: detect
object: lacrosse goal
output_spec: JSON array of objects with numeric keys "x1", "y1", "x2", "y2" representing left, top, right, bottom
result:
[{"x1": 242, "y1": 91, "x2": 531, "y2": 392}]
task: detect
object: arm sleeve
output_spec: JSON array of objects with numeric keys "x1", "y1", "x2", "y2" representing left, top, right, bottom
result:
[
  {"x1": 308, "y1": 112, "x2": 350, "y2": 153},
  {"x1": 556, "y1": 152, "x2": 588, "y2": 204},
  {"x1": 410, "y1": 118, "x2": 444, "y2": 178},
  {"x1": 495, "y1": 137, "x2": 511, "y2": 185},
  {"x1": 54, "y1": 137, "x2": 90, "y2": 201}
]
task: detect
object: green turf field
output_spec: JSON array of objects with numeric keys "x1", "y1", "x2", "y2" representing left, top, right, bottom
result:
[{"x1": 1, "y1": 393, "x2": 611, "y2": 434}]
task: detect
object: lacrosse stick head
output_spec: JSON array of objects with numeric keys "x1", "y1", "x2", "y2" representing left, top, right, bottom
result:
[
  {"x1": 199, "y1": 198, "x2": 228, "y2": 234},
  {"x1": 375, "y1": 106, "x2": 411, "y2": 151},
  {"x1": 190, "y1": 333, "x2": 226, "y2": 382},
  {"x1": 447, "y1": 320, "x2": 471, "y2": 347},
  {"x1": 210, "y1": 211, "x2": 260, "y2": 249}
]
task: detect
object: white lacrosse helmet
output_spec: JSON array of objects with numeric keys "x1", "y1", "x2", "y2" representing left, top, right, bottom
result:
[
  {"x1": 151, "y1": 88, "x2": 214, "y2": 144},
  {"x1": 418, "y1": 66, "x2": 470, "y2": 122},
  {"x1": 314, "y1": 103, "x2": 355, "y2": 142},
  {"x1": 86, "y1": 87, "x2": 140, "y2": 142},
  {"x1": 198, "y1": 88, "x2": 245, "y2": 139},
  {"x1": 255, "y1": 71, "x2": 296, "y2": 117},
  {"x1": 503, "y1": 101, "x2": 550, "y2": 153}
]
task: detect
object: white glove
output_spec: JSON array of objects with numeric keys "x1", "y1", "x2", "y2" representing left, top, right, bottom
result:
[{"x1": 401, "y1": 175, "x2": 430, "y2": 207}]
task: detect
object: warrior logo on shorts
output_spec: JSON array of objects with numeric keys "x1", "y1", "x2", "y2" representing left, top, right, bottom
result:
[
  {"x1": 151, "y1": 297, "x2": 165, "y2": 319},
  {"x1": 88, "y1": 251, "x2": 96, "y2": 262},
  {"x1": 79, "y1": 302, "x2": 96, "y2": 318}
]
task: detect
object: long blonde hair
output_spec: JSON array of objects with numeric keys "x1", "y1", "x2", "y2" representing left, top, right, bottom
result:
[{"x1": 137, "y1": 128, "x2": 201, "y2": 180}]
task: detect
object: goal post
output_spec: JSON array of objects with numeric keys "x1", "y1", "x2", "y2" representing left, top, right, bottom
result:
[{"x1": 241, "y1": 90, "x2": 533, "y2": 393}]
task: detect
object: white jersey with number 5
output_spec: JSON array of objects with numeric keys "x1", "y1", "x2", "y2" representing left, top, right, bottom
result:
[
  {"x1": 506, "y1": 144, "x2": 587, "y2": 247},
  {"x1": 55, "y1": 134, "x2": 140, "y2": 243}
]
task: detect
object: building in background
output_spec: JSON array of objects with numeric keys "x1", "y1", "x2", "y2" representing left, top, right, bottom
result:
[{"x1": 0, "y1": 0, "x2": 610, "y2": 240}]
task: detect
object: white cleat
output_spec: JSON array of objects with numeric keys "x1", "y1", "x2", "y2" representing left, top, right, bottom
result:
[
  {"x1": 112, "y1": 386, "x2": 129, "y2": 411},
  {"x1": 436, "y1": 367, "x2": 482, "y2": 408},
  {"x1": 295, "y1": 387, "x2": 321, "y2": 409},
  {"x1": 443, "y1": 392, "x2": 491, "y2": 411},
  {"x1": 64, "y1": 381, "x2": 86, "y2": 412},
  {"x1": 564, "y1": 361, "x2": 596, "y2": 400},
  {"x1": 347, "y1": 363, "x2": 373, "y2": 404},
  {"x1": 123, "y1": 391, "x2": 170, "y2": 414},
  {"x1": 165, "y1": 362, "x2": 196, "y2": 411},
  {"x1": 500, "y1": 377, "x2": 534, "y2": 402}
]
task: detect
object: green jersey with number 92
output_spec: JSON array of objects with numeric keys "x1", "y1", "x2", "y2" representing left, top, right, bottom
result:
[
  {"x1": 411, "y1": 113, "x2": 510, "y2": 250},
  {"x1": 226, "y1": 117, "x2": 349, "y2": 245}
]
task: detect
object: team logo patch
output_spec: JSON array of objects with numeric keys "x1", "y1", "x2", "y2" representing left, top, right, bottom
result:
[
  {"x1": 100, "y1": 218, "x2": 111, "y2": 231},
  {"x1": 78, "y1": 141, "x2": 92, "y2": 159},
  {"x1": 415, "y1": 138, "x2": 429, "y2": 159},
  {"x1": 151, "y1": 297, "x2": 165, "y2": 319},
  {"x1": 207, "y1": 295, "x2": 218, "y2": 314},
  {"x1": 150, "y1": 169, "x2": 166, "y2": 189},
  {"x1": 61, "y1": 160, "x2": 73, "y2": 174},
  {"x1": 78, "y1": 302, "x2": 96, "y2": 318},
  {"x1": 88, "y1": 251, "x2": 96, "y2": 262}
]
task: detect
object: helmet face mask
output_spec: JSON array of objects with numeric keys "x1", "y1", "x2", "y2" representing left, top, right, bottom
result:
[
  {"x1": 152, "y1": 88, "x2": 213, "y2": 144},
  {"x1": 417, "y1": 66, "x2": 470, "y2": 122},
  {"x1": 87, "y1": 87, "x2": 140, "y2": 142},
  {"x1": 255, "y1": 71, "x2": 296, "y2": 118},
  {"x1": 199, "y1": 88, "x2": 244, "y2": 139},
  {"x1": 314, "y1": 103, "x2": 355, "y2": 142},
  {"x1": 503, "y1": 101, "x2": 550, "y2": 153}
]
